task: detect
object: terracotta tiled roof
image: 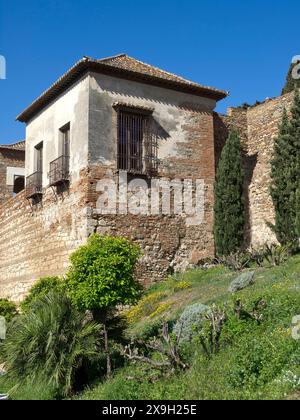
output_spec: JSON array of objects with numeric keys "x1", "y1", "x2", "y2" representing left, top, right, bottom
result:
[
  {"x1": 98, "y1": 54, "x2": 226, "y2": 95},
  {"x1": 0, "y1": 140, "x2": 25, "y2": 151},
  {"x1": 17, "y1": 54, "x2": 228, "y2": 122}
]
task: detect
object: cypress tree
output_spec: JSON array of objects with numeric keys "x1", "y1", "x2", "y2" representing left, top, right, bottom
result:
[
  {"x1": 214, "y1": 130, "x2": 245, "y2": 256},
  {"x1": 270, "y1": 90, "x2": 300, "y2": 245},
  {"x1": 270, "y1": 109, "x2": 295, "y2": 244},
  {"x1": 282, "y1": 60, "x2": 300, "y2": 95}
]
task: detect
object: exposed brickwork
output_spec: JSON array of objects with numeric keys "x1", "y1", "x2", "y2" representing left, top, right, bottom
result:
[{"x1": 87, "y1": 107, "x2": 216, "y2": 284}]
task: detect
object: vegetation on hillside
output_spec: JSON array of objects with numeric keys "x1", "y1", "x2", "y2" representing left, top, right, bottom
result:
[
  {"x1": 1, "y1": 248, "x2": 300, "y2": 400},
  {"x1": 0, "y1": 299, "x2": 17, "y2": 322}
]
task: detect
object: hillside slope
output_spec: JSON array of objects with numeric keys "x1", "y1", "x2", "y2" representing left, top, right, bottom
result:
[
  {"x1": 1, "y1": 256, "x2": 300, "y2": 400},
  {"x1": 82, "y1": 257, "x2": 300, "y2": 400}
]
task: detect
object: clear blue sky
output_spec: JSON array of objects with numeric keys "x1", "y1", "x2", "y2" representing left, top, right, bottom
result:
[{"x1": 0, "y1": 0, "x2": 299, "y2": 144}]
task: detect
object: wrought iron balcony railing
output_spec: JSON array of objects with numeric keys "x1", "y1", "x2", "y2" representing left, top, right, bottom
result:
[
  {"x1": 49, "y1": 155, "x2": 70, "y2": 187},
  {"x1": 25, "y1": 171, "x2": 43, "y2": 199}
]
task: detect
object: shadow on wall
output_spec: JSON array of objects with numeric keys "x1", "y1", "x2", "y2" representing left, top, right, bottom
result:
[
  {"x1": 213, "y1": 113, "x2": 228, "y2": 170},
  {"x1": 152, "y1": 118, "x2": 170, "y2": 142},
  {"x1": 243, "y1": 152, "x2": 258, "y2": 248}
]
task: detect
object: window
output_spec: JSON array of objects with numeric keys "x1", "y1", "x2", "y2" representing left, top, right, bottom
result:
[
  {"x1": 25, "y1": 142, "x2": 43, "y2": 199},
  {"x1": 35, "y1": 142, "x2": 43, "y2": 174},
  {"x1": 60, "y1": 123, "x2": 70, "y2": 175},
  {"x1": 116, "y1": 107, "x2": 158, "y2": 175},
  {"x1": 60, "y1": 123, "x2": 70, "y2": 159},
  {"x1": 13, "y1": 175, "x2": 25, "y2": 195},
  {"x1": 49, "y1": 124, "x2": 70, "y2": 187}
]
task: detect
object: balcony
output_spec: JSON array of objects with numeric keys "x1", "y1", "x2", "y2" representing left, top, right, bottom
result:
[
  {"x1": 25, "y1": 171, "x2": 43, "y2": 199},
  {"x1": 49, "y1": 155, "x2": 70, "y2": 187}
]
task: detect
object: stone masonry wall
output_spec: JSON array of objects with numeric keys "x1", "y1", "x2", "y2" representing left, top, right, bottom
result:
[
  {"x1": 0, "y1": 176, "x2": 89, "y2": 302},
  {"x1": 0, "y1": 149, "x2": 25, "y2": 205},
  {"x1": 216, "y1": 92, "x2": 294, "y2": 247},
  {"x1": 246, "y1": 92, "x2": 294, "y2": 246}
]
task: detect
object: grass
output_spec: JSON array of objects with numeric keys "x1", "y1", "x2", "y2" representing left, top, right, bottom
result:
[
  {"x1": 0, "y1": 376, "x2": 58, "y2": 400},
  {"x1": 2, "y1": 256, "x2": 300, "y2": 400},
  {"x1": 79, "y1": 256, "x2": 300, "y2": 400}
]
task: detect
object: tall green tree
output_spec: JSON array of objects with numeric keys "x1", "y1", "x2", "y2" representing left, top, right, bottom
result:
[
  {"x1": 270, "y1": 90, "x2": 300, "y2": 244},
  {"x1": 214, "y1": 130, "x2": 245, "y2": 256},
  {"x1": 282, "y1": 60, "x2": 300, "y2": 95}
]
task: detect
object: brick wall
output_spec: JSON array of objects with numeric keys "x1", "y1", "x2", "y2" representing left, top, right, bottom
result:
[
  {"x1": 0, "y1": 149, "x2": 25, "y2": 205},
  {"x1": 87, "y1": 106, "x2": 216, "y2": 284}
]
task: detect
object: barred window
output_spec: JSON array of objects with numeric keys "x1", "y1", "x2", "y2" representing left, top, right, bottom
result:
[{"x1": 116, "y1": 105, "x2": 158, "y2": 175}]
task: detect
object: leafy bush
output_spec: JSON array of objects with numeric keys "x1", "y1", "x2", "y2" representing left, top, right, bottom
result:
[
  {"x1": 173, "y1": 303, "x2": 210, "y2": 343},
  {"x1": 66, "y1": 234, "x2": 142, "y2": 377},
  {"x1": 0, "y1": 299, "x2": 17, "y2": 322},
  {"x1": 229, "y1": 330, "x2": 297, "y2": 389},
  {"x1": 21, "y1": 276, "x2": 63, "y2": 312},
  {"x1": 67, "y1": 235, "x2": 141, "y2": 311},
  {"x1": 0, "y1": 291, "x2": 101, "y2": 397}
]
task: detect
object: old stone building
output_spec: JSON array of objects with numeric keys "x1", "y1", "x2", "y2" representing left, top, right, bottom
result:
[
  {"x1": 0, "y1": 54, "x2": 295, "y2": 302},
  {"x1": 0, "y1": 141, "x2": 25, "y2": 205},
  {"x1": 0, "y1": 54, "x2": 228, "y2": 301}
]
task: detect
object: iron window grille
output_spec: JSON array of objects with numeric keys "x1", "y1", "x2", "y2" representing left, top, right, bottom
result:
[{"x1": 116, "y1": 106, "x2": 158, "y2": 175}]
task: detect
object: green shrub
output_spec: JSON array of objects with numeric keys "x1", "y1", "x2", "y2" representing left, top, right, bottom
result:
[
  {"x1": 67, "y1": 235, "x2": 141, "y2": 311},
  {"x1": 0, "y1": 299, "x2": 17, "y2": 322},
  {"x1": 173, "y1": 303, "x2": 210, "y2": 343},
  {"x1": 66, "y1": 234, "x2": 142, "y2": 377},
  {"x1": 229, "y1": 330, "x2": 297, "y2": 389},
  {"x1": 0, "y1": 290, "x2": 101, "y2": 397},
  {"x1": 21, "y1": 276, "x2": 63, "y2": 312}
]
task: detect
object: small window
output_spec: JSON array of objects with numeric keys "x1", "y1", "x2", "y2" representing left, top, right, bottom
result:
[
  {"x1": 13, "y1": 175, "x2": 25, "y2": 195},
  {"x1": 117, "y1": 110, "x2": 158, "y2": 175}
]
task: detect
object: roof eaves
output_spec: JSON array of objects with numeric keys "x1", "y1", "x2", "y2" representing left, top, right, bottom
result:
[{"x1": 17, "y1": 57, "x2": 228, "y2": 123}]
